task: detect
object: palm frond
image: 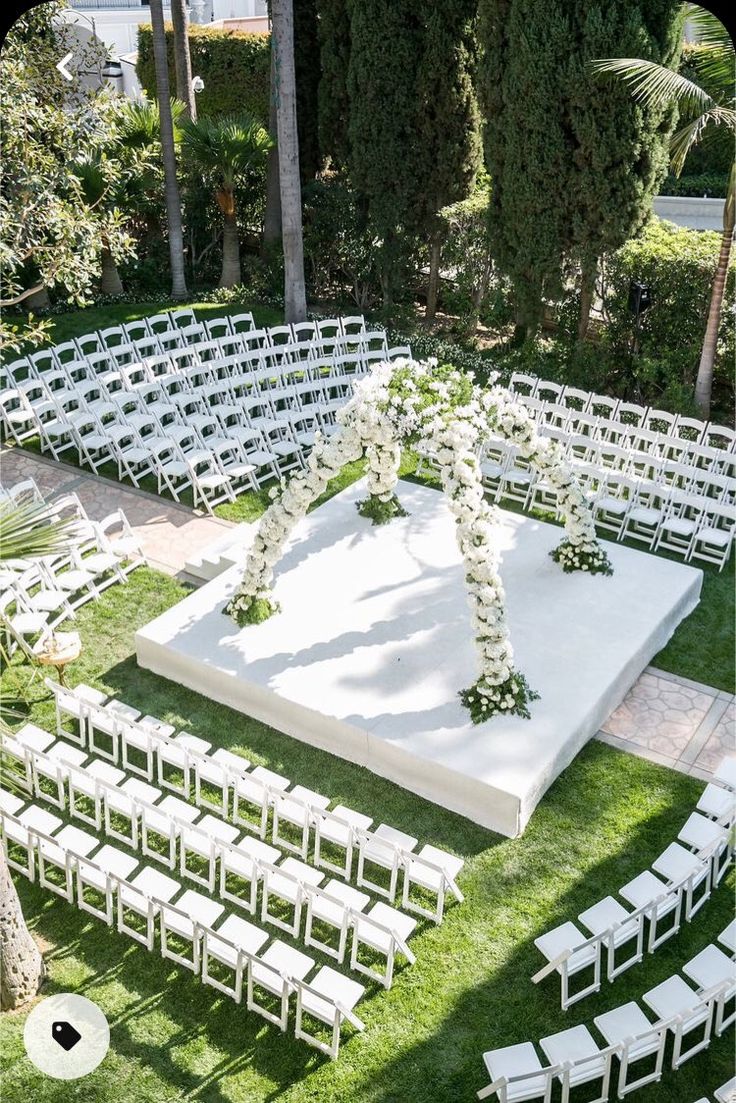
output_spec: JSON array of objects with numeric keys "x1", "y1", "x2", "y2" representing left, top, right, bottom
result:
[
  {"x1": 670, "y1": 105, "x2": 736, "y2": 175},
  {"x1": 686, "y1": 5, "x2": 734, "y2": 57},
  {"x1": 590, "y1": 57, "x2": 715, "y2": 114},
  {"x1": 117, "y1": 97, "x2": 185, "y2": 148},
  {"x1": 0, "y1": 500, "x2": 81, "y2": 562},
  {"x1": 181, "y1": 113, "x2": 273, "y2": 182}
]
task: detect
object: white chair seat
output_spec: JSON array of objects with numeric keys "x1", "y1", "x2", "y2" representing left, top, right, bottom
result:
[
  {"x1": 299, "y1": 965, "x2": 364, "y2": 1023},
  {"x1": 355, "y1": 901, "x2": 416, "y2": 952},
  {"x1": 119, "y1": 865, "x2": 179, "y2": 912},
  {"x1": 14, "y1": 723, "x2": 55, "y2": 751},
  {"x1": 539, "y1": 1024, "x2": 606, "y2": 1086},
  {"x1": 535, "y1": 921, "x2": 596, "y2": 972},
  {"x1": 683, "y1": 944, "x2": 736, "y2": 995},
  {"x1": 311, "y1": 880, "x2": 370, "y2": 925},
  {"x1": 276, "y1": 786, "x2": 330, "y2": 826},
  {"x1": 578, "y1": 895, "x2": 638, "y2": 946},
  {"x1": 268, "y1": 857, "x2": 324, "y2": 903},
  {"x1": 164, "y1": 888, "x2": 224, "y2": 939},
  {"x1": 78, "y1": 844, "x2": 138, "y2": 889},
  {"x1": 211, "y1": 747, "x2": 250, "y2": 776},
  {"x1": 594, "y1": 1001, "x2": 658, "y2": 1060},
  {"x1": 620, "y1": 870, "x2": 676, "y2": 916},
  {"x1": 679, "y1": 811, "x2": 726, "y2": 852},
  {"x1": 41, "y1": 823, "x2": 98, "y2": 861},
  {"x1": 226, "y1": 836, "x2": 280, "y2": 878},
  {"x1": 718, "y1": 919, "x2": 736, "y2": 954},
  {"x1": 644, "y1": 975, "x2": 707, "y2": 1026},
  {"x1": 482, "y1": 1042, "x2": 548, "y2": 1103},
  {"x1": 206, "y1": 914, "x2": 268, "y2": 966},
  {"x1": 698, "y1": 783, "x2": 736, "y2": 821},
  {"x1": 251, "y1": 941, "x2": 313, "y2": 994},
  {"x1": 181, "y1": 814, "x2": 239, "y2": 856},
  {"x1": 714, "y1": 757, "x2": 736, "y2": 790},
  {"x1": 319, "y1": 804, "x2": 372, "y2": 846},
  {"x1": 653, "y1": 842, "x2": 707, "y2": 885},
  {"x1": 406, "y1": 844, "x2": 464, "y2": 891}
]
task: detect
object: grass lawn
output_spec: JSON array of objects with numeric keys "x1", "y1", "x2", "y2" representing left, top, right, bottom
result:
[{"x1": 0, "y1": 567, "x2": 733, "y2": 1103}]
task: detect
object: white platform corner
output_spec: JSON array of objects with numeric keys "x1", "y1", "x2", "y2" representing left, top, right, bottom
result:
[{"x1": 136, "y1": 480, "x2": 702, "y2": 837}]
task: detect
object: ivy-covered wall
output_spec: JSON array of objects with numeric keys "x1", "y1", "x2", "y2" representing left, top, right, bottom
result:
[{"x1": 137, "y1": 24, "x2": 270, "y2": 123}]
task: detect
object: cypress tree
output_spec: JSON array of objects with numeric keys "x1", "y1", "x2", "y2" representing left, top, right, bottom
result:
[
  {"x1": 415, "y1": 0, "x2": 482, "y2": 319},
  {"x1": 346, "y1": 0, "x2": 423, "y2": 309},
  {"x1": 293, "y1": 0, "x2": 322, "y2": 181},
  {"x1": 478, "y1": 0, "x2": 682, "y2": 342},
  {"x1": 566, "y1": 0, "x2": 681, "y2": 338},
  {"x1": 317, "y1": 0, "x2": 351, "y2": 169}
]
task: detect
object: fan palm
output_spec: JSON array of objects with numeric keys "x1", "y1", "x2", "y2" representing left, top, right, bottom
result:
[
  {"x1": 0, "y1": 498, "x2": 80, "y2": 1009},
  {"x1": 72, "y1": 155, "x2": 126, "y2": 296},
  {"x1": 592, "y1": 6, "x2": 735, "y2": 416},
  {"x1": 181, "y1": 113, "x2": 273, "y2": 287}
]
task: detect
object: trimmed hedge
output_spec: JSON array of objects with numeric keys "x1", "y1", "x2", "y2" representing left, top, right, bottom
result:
[
  {"x1": 137, "y1": 24, "x2": 270, "y2": 123},
  {"x1": 659, "y1": 172, "x2": 730, "y2": 199}
]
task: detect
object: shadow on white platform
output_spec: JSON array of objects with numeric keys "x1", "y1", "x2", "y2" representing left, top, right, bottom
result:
[{"x1": 136, "y1": 480, "x2": 702, "y2": 837}]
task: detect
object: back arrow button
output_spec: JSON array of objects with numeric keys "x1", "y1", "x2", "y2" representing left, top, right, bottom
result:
[{"x1": 56, "y1": 52, "x2": 74, "y2": 82}]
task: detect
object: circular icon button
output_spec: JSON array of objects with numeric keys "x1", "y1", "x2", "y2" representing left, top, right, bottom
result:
[{"x1": 24, "y1": 994, "x2": 110, "y2": 1080}]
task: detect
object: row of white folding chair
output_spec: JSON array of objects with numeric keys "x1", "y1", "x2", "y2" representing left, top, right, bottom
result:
[
  {"x1": 475, "y1": 441, "x2": 735, "y2": 568},
  {"x1": 478, "y1": 971, "x2": 732, "y2": 1103},
  {"x1": 593, "y1": 481, "x2": 734, "y2": 569},
  {"x1": 4, "y1": 734, "x2": 418, "y2": 988},
  {"x1": 0, "y1": 800, "x2": 364, "y2": 1060},
  {"x1": 520, "y1": 392, "x2": 736, "y2": 455},
  {"x1": 532, "y1": 803, "x2": 734, "y2": 1009},
  {"x1": 3, "y1": 314, "x2": 365, "y2": 385},
  {"x1": 48, "y1": 681, "x2": 465, "y2": 922},
  {"x1": 508, "y1": 373, "x2": 736, "y2": 450},
  {"x1": 1, "y1": 507, "x2": 143, "y2": 655}
]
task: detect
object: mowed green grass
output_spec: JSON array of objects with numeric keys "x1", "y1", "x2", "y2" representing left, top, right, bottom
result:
[{"x1": 0, "y1": 567, "x2": 733, "y2": 1103}]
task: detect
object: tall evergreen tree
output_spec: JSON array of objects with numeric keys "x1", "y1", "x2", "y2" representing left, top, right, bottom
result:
[
  {"x1": 317, "y1": 0, "x2": 351, "y2": 169},
  {"x1": 293, "y1": 0, "x2": 321, "y2": 181},
  {"x1": 415, "y1": 0, "x2": 482, "y2": 319},
  {"x1": 478, "y1": 0, "x2": 682, "y2": 342},
  {"x1": 346, "y1": 0, "x2": 423, "y2": 309},
  {"x1": 566, "y1": 0, "x2": 681, "y2": 339}
]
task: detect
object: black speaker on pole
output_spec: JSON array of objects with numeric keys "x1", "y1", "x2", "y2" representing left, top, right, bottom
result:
[{"x1": 627, "y1": 280, "x2": 653, "y2": 317}]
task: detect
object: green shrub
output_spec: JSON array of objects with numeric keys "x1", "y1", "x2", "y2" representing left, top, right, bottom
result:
[
  {"x1": 302, "y1": 177, "x2": 381, "y2": 309},
  {"x1": 659, "y1": 172, "x2": 729, "y2": 198},
  {"x1": 137, "y1": 24, "x2": 270, "y2": 123},
  {"x1": 388, "y1": 328, "x2": 499, "y2": 386},
  {"x1": 602, "y1": 218, "x2": 734, "y2": 416}
]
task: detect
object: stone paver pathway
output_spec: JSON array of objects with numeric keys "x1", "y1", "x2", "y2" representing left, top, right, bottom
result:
[
  {"x1": 3, "y1": 447, "x2": 733, "y2": 780},
  {"x1": 0, "y1": 446, "x2": 235, "y2": 578},
  {"x1": 598, "y1": 669, "x2": 734, "y2": 781}
]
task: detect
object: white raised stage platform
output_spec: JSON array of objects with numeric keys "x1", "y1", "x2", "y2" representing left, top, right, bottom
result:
[{"x1": 136, "y1": 480, "x2": 702, "y2": 837}]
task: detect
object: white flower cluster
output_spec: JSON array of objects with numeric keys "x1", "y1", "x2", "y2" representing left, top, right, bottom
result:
[
  {"x1": 226, "y1": 426, "x2": 362, "y2": 620},
  {"x1": 227, "y1": 358, "x2": 609, "y2": 714}
]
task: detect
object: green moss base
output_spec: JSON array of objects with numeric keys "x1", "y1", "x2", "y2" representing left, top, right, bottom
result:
[{"x1": 356, "y1": 494, "x2": 409, "y2": 526}]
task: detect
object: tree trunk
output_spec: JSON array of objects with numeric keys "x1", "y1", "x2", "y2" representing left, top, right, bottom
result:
[
  {"x1": 170, "y1": 0, "x2": 197, "y2": 121},
  {"x1": 271, "y1": 0, "x2": 307, "y2": 323},
  {"x1": 150, "y1": 0, "x2": 188, "y2": 301},
  {"x1": 100, "y1": 246, "x2": 124, "y2": 296},
  {"x1": 694, "y1": 170, "x2": 734, "y2": 417},
  {"x1": 25, "y1": 287, "x2": 50, "y2": 311},
  {"x1": 220, "y1": 207, "x2": 242, "y2": 288},
  {"x1": 577, "y1": 257, "x2": 597, "y2": 342},
  {"x1": 262, "y1": 37, "x2": 282, "y2": 256},
  {"x1": 425, "y1": 234, "x2": 442, "y2": 321},
  {"x1": 0, "y1": 850, "x2": 44, "y2": 1010}
]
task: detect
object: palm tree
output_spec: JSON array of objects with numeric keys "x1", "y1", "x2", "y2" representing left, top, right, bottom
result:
[
  {"x1": 0, "y1": 499, "x2": 80, "y2": 1010},
  {"x1": 149, "y1": 0, "x2": 189, "y2": 300},
  {"x1": 170, "y1": 0, "x2": 197, "y2": 121},
  {"x1": 271, "y1": 0, "x2": 308, "y2": 322},
  {"x1": 181, "y1": 114, "x2": 273, "y2": 287},
  {"x1": 592, "y1": 7, "x2": 735, "y2": 417},
  {"x1": 72, "y1": 156, "x2": 127, "y2": 297}
]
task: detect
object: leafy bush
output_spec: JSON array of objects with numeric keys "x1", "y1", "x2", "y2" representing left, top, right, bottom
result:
[
  {"x1": 659, "y1": 172, "x2": 729, "y2": 198},
  {"x1": 601, "y1": 218, "x2": 734, "y2": 415},
  {"x1": 137, "y1": 25, "x2": 270, "y2": 123},
  {"x1": 302, "y1": 177, "x2": 381, "y2": 309},
  {"x1": 199, "y1": 256, "x2": 284, "y2": 309},
  {"x1": 388, "y1": 328, "x2": 500, "y2": 386}
]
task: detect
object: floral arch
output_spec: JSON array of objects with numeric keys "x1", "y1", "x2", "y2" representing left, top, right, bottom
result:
[{"x1": 226, "y1": 359, "x2": 612, "y2": 722}]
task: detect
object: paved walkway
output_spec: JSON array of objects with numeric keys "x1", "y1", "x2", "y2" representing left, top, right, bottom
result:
[
  {"x1": 0, "y1": 446, "x2": 235, "y2": 578},
  {"x1": 3, "y1": 447, "x2": 733, "y2": 780}
]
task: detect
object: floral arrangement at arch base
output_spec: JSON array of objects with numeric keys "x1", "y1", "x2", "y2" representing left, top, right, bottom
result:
[{"x1": 225, "y1": 358, "x2": 612, "y2": 723}]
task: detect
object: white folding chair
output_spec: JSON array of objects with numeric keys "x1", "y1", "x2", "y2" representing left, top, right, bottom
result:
[{"x1": 294, "y1": 967, "x2": 366, "y2": 1060}]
